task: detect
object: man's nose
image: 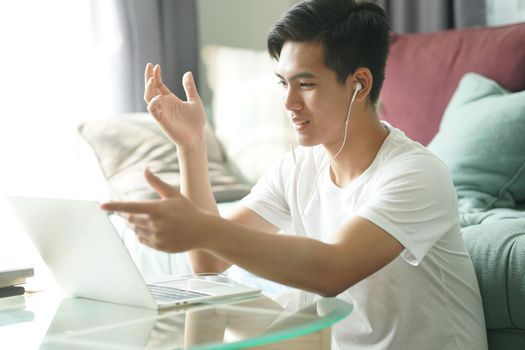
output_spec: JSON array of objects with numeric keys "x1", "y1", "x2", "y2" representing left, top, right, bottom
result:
[{"x1": 283, "y1": 87, "x2": 302, "y2": 112}]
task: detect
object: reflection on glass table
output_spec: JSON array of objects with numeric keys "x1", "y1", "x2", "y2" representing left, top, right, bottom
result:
[{"x1": 0, "y1": 291, "x2": 352, "y2": 349}]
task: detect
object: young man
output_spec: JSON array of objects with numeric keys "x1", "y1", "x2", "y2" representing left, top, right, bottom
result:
[{"x1": 102, "y1": 0, "x2": 487, "y2": 349}]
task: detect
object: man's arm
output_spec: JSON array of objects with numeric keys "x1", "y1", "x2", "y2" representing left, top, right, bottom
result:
[
  {"x1": 176, "y1": 144, "x2": 279, "y2": 273},
  {"x1": 143, "y1": 64, "x2": 279, "y2": 273},
  {"x1": 197, "y1": 213, "x2": 403, "y2": 296},
  {"x1": 143, "y1": 63, "x2": 225, "y2": 273},
  {"x1": 102, "y1": 182, "x2": 403, "y2": 297},
  {"x1": 176, "y1": 141, "x2": 228, "y2": 273}
]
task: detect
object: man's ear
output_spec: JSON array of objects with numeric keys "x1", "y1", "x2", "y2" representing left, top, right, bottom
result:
[{"x1": 347, "y1": 67, "x2": 373, "y2": 102}]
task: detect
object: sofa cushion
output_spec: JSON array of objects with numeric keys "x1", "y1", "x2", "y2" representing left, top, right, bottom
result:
[
  {"x1": 487, "y1": 329, "x2": 525, "y2": 350},
  {"x1": 461, "y1": 219, "x2": 525, "y2": 331},
  {"x1": 379, "y1": 23, "x2": 525, "y2": 145},
  {"x1": 78, "y1": 113, "x2": 251, "y2": 203},
  {"x1": 427, "y1": 73, "x2": 525, "y2": 222}
]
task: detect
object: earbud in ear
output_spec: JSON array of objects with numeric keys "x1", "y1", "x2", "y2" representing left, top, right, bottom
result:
[{"x1": 349, "y1": 82, "x2": 362, "y2": 103}]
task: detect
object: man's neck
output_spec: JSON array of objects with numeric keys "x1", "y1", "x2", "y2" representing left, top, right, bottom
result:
[{"x1": 327, "y1": 108, "x2": 389, "y2": 188}]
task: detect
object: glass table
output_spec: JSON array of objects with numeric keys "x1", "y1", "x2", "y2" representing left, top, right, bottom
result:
[{"x1": 0, "y1": 291, "x2": 352, "y2": 349}]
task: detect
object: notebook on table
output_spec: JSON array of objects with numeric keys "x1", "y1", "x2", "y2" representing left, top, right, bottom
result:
[
  {"x1": 0, "y1": 263, "x2": 33, "y2": 286},
  {"x1": 7, "y1": 196, "x2": 260, "y2": 309}
]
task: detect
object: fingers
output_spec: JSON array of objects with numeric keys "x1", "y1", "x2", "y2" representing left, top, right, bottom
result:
[
  {"x1": 134, "y1": 227, "x2": 153, "y2": 245},
  {"x1": 126, "y1": 213, "x2": 151, "y2": 228},
  {"x1": 147, "y1": 95, "x2": 162, "y2": 118},
  {"x1": 144, "y1": 76, "x2": 158, "y2": 103},
  {"x1": 144, "y1": 63, "x2": 153, "y2": 88},
  {"x1": 144, "y1": 63, "x2": 159, "y2": 103},
  {"x1": 145, "y1": 63, "x2": 181, "y2": 103},
  {"x1": 126, "y1": 214, "x2": 161, "y2": 250},
  {"x1": 154, "y1": 64, "x2": 172, "y2": 96},
  {"x1": 182, "y1": 71, "x2": 201, "y2": 102},
  {"x1": 145, "y1": 63, "x2": 169, "y2": 103},
  {"x1": 100, "y1": 201, "x2": 156, "y2": 214},
  {"x1": 115, "y1": 211, "x2": 156, "y2": 244},
  {"x1": 126, "y1": 214, "x2": 155, "y2": 243},
  {"x1": 144, "y1": 168, "x2": 179, "y2": 198}
]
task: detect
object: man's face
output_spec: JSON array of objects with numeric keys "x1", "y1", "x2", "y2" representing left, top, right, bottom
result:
[{"x1": 276, "y1": 41, "x2": 352, "y2": 149}]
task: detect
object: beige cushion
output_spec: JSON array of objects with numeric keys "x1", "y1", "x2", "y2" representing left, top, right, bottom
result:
[{"x1": 78, "y1": 113, "x2": 250, "y2": 203}]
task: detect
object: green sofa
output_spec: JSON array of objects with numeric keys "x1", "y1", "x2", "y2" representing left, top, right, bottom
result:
[
  {"x1": 463, "y1": 220, "x2": 525, "y2": 349},
  {"x1": 379, "y1": 23, "x2": 525, "y2": 348}
]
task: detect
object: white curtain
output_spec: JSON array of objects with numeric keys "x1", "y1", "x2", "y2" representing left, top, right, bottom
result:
[{"x1": 89, "y1": 0, "x2": 200, "y2": 111}]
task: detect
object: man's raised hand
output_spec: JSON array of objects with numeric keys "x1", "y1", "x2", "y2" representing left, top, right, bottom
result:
[{"x1": 143, "y1": 63, "x2": 206, "y2": 150}]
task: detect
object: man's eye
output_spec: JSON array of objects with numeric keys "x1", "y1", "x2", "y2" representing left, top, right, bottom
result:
[
  {"x1": 277, "y1": 80, "x2": 288, "y2": 87},
  {"x1": 300, "y1": 82, "x2": 314, "y2": 88}
]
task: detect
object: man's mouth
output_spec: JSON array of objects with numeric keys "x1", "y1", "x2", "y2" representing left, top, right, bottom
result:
[
  {"x1": 295, "y1": 120, "x2": 310, "y2": 125},
  {"x1": 292, "y1": 118, "x2": 310, "y2": 128},
  {"x1": 292, "y1": 118, "x2": 310, "y2": 130}
]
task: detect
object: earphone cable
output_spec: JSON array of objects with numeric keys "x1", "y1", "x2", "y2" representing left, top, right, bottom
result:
[{"x1": 293, "y1": 85, "x2": 360, "y2": 234}]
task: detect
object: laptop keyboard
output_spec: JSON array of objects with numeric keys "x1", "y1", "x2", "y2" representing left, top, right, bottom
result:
[{"x1": 147, "y1": 284, "x2": 209, "y2": 302}]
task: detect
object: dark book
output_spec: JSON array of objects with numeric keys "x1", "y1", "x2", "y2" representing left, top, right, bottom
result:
[{"x1": 0, "y1": 285, "x2": 25, "y2": 298}]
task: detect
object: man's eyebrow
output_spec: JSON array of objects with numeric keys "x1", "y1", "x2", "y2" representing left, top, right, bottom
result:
[{"x1": 275, "y1": 71, "x2": 318, "y2": 80}]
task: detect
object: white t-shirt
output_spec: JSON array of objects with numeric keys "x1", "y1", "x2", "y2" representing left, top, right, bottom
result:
[{"x1": 240, "y1": 123, "x2": 487, "y2": 350}]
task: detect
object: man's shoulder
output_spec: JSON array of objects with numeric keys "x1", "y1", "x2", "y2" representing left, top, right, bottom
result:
[
  {"x1": 381, "y1": 127, "x2": 447, "y2": 173},
  {"x1": 370, "y1": 128, "x2": 455, "y2": 196}
]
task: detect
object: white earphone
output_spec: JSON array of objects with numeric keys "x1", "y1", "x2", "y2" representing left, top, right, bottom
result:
[
  {"x1": 292, "y1": 80, "x2": 362, "y2": 234},
  {"x1": 355, "y1": 82, "x2": 362, "y2": 93},
  {"x1": 334, "y1": 81, "x2": 361, "y2": 159}
]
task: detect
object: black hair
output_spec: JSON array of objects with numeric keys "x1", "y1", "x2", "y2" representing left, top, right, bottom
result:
[{"x1": 267, "y1": 0, "x2": 390, "y2": 104}]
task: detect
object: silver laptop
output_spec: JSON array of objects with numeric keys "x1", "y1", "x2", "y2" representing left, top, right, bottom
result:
[{"x1": 7, "y1": 196, "x2": 260, "y2": 309}]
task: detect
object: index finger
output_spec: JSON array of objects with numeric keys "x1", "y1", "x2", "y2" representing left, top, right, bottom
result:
[
  {"x1": 144, "y1": 63, "x2": 154, "y2": 87},
  {"x1": 154, "y1": 65, "x2": 172, "y2": 96},
  {"x1": 101, "y1": 200, "x2": 156, "y2": 215}
]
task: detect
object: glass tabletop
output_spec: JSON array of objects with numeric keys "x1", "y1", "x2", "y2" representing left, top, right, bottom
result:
[{"x1": 0, "y1": 291, "x2": 352, "y2": 349}]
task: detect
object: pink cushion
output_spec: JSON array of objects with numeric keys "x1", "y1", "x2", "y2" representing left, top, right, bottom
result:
[{"x1": 379, "y1": 23, "x2": 525, "y2": 145}]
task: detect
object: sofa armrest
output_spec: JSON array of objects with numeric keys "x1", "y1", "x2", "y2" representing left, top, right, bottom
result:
[{"x1": 462, "y1": 219, "x2": 525, "y2": 331}]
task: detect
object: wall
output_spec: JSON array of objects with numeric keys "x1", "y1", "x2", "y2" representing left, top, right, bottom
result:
[
  {"x1": 196, "y1": 0, "x2": 299, "y2": 105},
  {"x1": 197, "y1": 0, "x2": 525, "y2": 105},
  {"x1": 486, "y1": 0, "x2": 525, "y2": 25}
]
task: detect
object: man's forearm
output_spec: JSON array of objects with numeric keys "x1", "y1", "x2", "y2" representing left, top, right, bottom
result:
[
  {"x1": 199, "y1": 215, "x2": 349, "y2": 296},
  {"x1": 177, "y1": 139, "x2": 230, "y2": 273},
  {"x1": 177, "y1": 138, "x2": 218, "y2": 215}
]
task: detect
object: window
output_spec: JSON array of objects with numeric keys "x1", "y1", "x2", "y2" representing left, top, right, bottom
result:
[{"x1": 0, "y1": 1, "x2": 112, "y2": 265}]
